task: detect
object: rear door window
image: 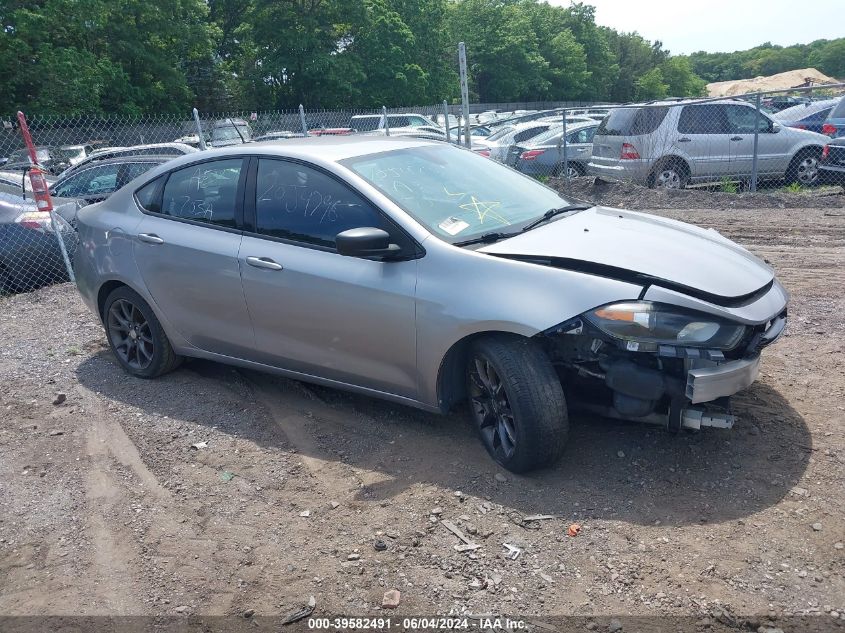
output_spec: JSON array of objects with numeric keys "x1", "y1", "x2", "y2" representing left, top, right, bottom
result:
[
  {"x1": 159, "y1": 158, "x2": 243, "y2": 228},
  {"x1": 596, "y1": 107, "x2": 667, "y2": 136},
  {"x1": 677, "y1": 104, "x2": 728, "y2": 134}
]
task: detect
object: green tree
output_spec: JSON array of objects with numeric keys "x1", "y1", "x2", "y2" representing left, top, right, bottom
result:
[
  {"x1": 634, "y1": 67, "x2": 668, "y2": 100},
  {"x1": 660, "y1": 56, "x2": 706, "y2": 97}
]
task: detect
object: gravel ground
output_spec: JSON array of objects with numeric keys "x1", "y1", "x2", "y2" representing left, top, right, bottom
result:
[
  {"x1": 0, "y1": 194, "x2": 843, "y2": 631},
  {"x1": 557, "y1": 176, "x2": 845, "y2": 210}
]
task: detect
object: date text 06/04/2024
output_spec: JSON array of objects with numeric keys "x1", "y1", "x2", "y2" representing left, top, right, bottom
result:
[{"x1": 307, "y1": 617, "x2": 528, "y2": 629}]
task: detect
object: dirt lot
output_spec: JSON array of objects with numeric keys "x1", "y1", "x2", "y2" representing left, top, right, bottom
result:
[{"x1": 0, "y1": 190, "x2": 843, "y2": 630}]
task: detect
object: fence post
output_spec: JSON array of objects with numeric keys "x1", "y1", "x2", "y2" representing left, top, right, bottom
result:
[
  {"x1": 382, "y1": 106, "x2": 390, "y2": 136},
  {"x1": 192, "y1": 108, "x2": 207, "y2": 150},
  {"x1": 561, "y1": 110, "x2": 569, "y2": 191},
  {"x1": 458, "y1": 42, "x2": 471, "y2": 148},
  {"x1": 16, "y1": 111, "x2": 75, "y2": 284},
  {"x1": 443, "y1": 100, "x2": 451, "y2": 144},
  {"x1": 751, "y1": 92, "x2": 761, "y2": 193},
  {"x1": 299, "y1": 104, "x2": 308, "y2": 136}
]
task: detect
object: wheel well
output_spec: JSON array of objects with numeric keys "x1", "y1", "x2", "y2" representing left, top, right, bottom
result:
[
  {"x1": 795, "y1": 145, "x2": 823, "y2": 158},
  {"x1": 648, "y1": 155, "x2": 690, "y2": 185},
  {"x1": 555, "y1": 161, "x2": 585, "y2": 176},
  {"x1": 97, "y1": 280, "x2": 128, "y2": 321},
  {"x1": 436, "y1": 331, "x2": 529, "y2": 412}
]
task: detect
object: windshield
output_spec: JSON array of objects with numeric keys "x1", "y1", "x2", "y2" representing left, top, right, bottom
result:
[
  {"x1": 212, "y1": 125, "x2": 251, "y2": 142},
  {"x1": 342, "y1": 145, "x2": 572, "y2": 242}
]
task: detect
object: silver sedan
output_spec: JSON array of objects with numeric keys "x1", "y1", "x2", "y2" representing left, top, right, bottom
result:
[{"x1": 74, "y1": 137, "x2": 787, "y2": 472}]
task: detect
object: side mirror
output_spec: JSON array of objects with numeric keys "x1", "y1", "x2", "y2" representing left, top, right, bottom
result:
[
  {"x1": 335, "y1": 227, "x2": 401, "y2": 259},
  {"x1": 772, "y1": 122, "x2": 781, "y2": 133}
]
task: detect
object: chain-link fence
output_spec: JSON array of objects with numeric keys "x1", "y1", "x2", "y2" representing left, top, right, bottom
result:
[{"x1": 1, "y1": 86, "x2": 843, "y2": 299}]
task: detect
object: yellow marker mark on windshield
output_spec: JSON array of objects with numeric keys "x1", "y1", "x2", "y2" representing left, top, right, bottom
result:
[{"x1": 459, "y1": 196, "x2": 509, "y2": 225}]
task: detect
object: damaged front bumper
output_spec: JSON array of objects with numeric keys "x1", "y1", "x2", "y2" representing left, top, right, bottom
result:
[
  {"x1": 541, "y1": 302, "x2": 788, "y2": 432},
  {"x1": 686, "y1": 355, "x2": 760, "y2": 404}
]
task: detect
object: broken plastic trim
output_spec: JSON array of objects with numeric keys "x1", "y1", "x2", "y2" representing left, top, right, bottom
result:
[{"x1": 488, "y1": 253, "x2": 774, "y2": 308}]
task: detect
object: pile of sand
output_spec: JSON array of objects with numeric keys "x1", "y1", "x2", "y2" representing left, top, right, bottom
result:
[{"x1": 706, "y1": 68, "x2": 841, "y2": 97}]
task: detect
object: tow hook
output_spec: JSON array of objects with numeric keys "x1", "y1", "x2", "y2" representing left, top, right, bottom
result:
[{"x1": 680, "y1": 408, "x2": 735, "y2": 430}]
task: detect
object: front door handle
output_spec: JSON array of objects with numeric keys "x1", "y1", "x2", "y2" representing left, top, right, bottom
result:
[
  {"x1": 677, "y1": 137, "x2": 691, "y2": 142},
  {"x1": 138, "y1": 233, "x2": 164, "y2": 244},
  {"x1": 246, "y1": 256, "x2": 283, "y2": 271},
  {"x1": 730, "y1": 136, "x2": 743, "y2": 141}
]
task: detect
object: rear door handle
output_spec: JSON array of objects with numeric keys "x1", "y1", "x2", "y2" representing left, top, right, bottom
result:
[
  {"x1": 246, "y1": 256, "x2": 283, "y2": 271},
  {"x1": 138, "y1": 233, "x2": 164, "y2": 244},
  {"x1": 730, "y1": 136, "x2": 743, "y2": 141},
  {"x1": 677, "y1": 137, "x2": 691, "y2": 142}
]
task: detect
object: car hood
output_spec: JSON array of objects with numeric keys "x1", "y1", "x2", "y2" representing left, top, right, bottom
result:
[{"x1": 478, "y1": 207, "x2": 774, "y2": 301}]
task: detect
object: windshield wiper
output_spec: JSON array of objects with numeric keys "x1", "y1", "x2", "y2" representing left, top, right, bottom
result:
[
  {"x1": 454, "y1": 231, "x2": 520, "y2": 247},
  {"x1": 521, "y1": 204, "x2": 592, "y2": 232}
]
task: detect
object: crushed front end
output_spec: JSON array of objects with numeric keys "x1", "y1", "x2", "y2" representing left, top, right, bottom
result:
[{"x1": 537, "y1": 298, "x2": 788, "y2": 432}]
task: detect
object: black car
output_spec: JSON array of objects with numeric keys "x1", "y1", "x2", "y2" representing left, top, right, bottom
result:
[
  {"x1": 50, "y1": 155, "x2": 172, "y2": 206},
  {"x1": 3, "y1": 146, "x2": 75, "y2": 175},
  {"x1": 819, "y1": 137, "x2": 845, "y2": 184}
]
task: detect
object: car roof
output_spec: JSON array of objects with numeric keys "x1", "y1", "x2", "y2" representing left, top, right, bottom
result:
[
  {"x1": 65, "y1": 155, "x2": 172, "y2": 169},
  {"x1": 773, "y1": 98, "x2": 840, "y2": 120},
  {"x1": 617, "y1": 98, "x2": 755, "y2": 108},
  {"x1": 249, "y1": 135, "x2": 435, "y2": 160}
]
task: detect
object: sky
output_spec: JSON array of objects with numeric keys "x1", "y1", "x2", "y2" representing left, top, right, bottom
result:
[{"x1": 547, "y1": 0, "x2": 845, "y2": 55}]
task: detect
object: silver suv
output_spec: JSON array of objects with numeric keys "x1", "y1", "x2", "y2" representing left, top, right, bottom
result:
[{"x1": 588, "y1": 99, "x2": 829, "y2": 188}]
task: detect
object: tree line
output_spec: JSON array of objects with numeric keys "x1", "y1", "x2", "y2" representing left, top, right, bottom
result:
[{"x1": 1, "y1": 0, "x2": 843, "y2": 117}]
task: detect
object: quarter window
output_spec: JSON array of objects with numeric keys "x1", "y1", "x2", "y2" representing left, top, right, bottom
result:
[
  {"x1": 135, "y1": 176, "x2": 164, "y2": 213},
  {"x1": 255, "y1": 159, "x2": 387, "y2": 248},
  {"x1": 159, "y1": 159, "x2": 242, "y2": 228}
]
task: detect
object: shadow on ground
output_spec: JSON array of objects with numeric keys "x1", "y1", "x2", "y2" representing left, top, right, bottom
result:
[{"x1": 76, "y1": 350, "x2": 810, "y2": 528}]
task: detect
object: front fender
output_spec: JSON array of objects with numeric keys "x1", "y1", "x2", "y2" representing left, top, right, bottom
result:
[{"x1": 414, "y1": 239, "x2": 643, "y2": 407}]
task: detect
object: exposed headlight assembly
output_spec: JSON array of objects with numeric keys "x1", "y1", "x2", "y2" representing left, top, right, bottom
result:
[{"x1": 583, "y1": 302, "x2": 746, "y2": 351}]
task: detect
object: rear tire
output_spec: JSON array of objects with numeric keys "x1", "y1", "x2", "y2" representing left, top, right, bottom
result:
[
  {"x1": 786, "y1": 148, "x2": 821, "y2": 186},
  {"x1": 103, "y1": 286, "x2": 182, "y2": 378},
  {"x1": 650, "y1": 159, "x2": 689, "y2": 189},
  {"x1": 466, "y1": 336, "x2": 568, "y2": 473},
  {"x1": 555, "y1": 163, "x2": 584, "y2": 179}
]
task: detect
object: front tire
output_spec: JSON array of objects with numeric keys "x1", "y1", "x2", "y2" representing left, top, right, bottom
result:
[
  {"x1": 103, "y1": 286, "x2": 181, "y2": 378},
  {"x1": 467, "y1": 336, "x2": 568, "y2": 472}
]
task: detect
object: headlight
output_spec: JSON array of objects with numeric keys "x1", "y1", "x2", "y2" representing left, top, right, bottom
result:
[{"x1": 583, "y1": 302, "x2": 746, "y2": 350}]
